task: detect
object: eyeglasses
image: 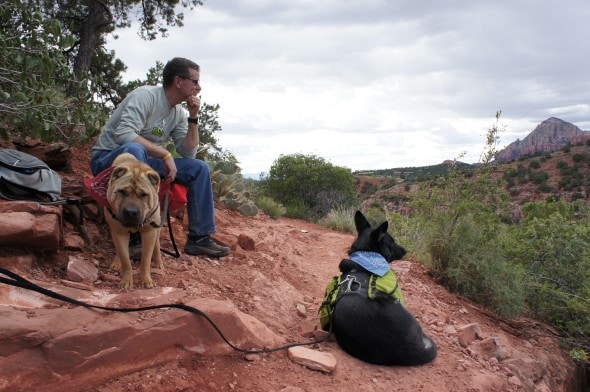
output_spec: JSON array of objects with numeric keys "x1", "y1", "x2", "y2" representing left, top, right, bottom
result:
[{"x1": 178, "y1": 75, "x2": 200, "y2": 87}]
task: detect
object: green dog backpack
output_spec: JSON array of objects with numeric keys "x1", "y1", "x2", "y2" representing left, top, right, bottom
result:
[
  {"x1": 0, "y1": 149, "x2": 62, "y2": 202},
  {"x1": 319, "y1": 267, "x2": 405, "y2": 329}
]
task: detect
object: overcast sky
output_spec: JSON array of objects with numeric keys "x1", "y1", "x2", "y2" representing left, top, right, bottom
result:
[{"x1": 106, "y1": 0, "x2": 590, "y2": 176}]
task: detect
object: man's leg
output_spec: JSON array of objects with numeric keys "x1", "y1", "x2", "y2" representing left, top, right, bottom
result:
[
  {"x1": 147, "y1": 157, "x2": 229, "y2": 257},
  {"x1": 90, "y1": 142, "x2": 148, "y2": 176}
]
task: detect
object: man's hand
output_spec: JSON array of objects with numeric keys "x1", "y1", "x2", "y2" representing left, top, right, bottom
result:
[
  {"x1": 186, "y1": 95, "x2": 201, "y2": 118},
  {"x1": 163, "y1": 156, "x2": 177, "y2": 181}
]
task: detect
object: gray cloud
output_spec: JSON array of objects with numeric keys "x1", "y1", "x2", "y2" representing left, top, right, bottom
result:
[{"x1": 107, "y1": 0, "x2": 590, "y2": 175}]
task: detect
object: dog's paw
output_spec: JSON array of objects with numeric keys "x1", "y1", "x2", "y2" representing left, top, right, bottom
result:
[
  {"x1": 119, "y1": 274, "x2": 134, "y2": 289},
  {"x1": 141, "y1": 275, "x2": 155, "y2": 288},
  {"x1": 152, "y1": 259, "x2": 163, "y2": 269},
  {"x1": 110, "y1": 260, "x2": 122, "y2": 272}
]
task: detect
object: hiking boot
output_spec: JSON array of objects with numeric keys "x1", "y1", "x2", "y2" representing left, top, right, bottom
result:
[
  {"x1": 184, "y1": 235, "x2": 230, "y2": 257},
  {"x1": 129, "y1": 232, "x2": 142, "y2": 261}
]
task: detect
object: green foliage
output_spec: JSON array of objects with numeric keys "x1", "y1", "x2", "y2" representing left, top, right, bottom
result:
[
  {"x1": 529, "y1": 171, "x2": 549, "y2": 185},
  {"x1": 284, "y1": 201, "x2": 308, "y2": 220},
  {"x1": 357, "y1": 206, "x2": 424, "y2": 255},
  {"x1": 529, "y1": 160, "x2": 541, "y2": 169},
  {"x1": 503, "y1": 200, "x2": 590, "y2": 358},
  {"x1": 37, "y1": 0, "x2": 204, "y2": 106},
  {"x1": 402, "y1": 108, "x2": 590, "y2": 358},
  {"x1": 0, "y1": 0, "x2": 107, "y2": 143},
  {"x1": 360, "y1": 181, "x2": 378, "y2": 196},
  {"x1": 3, "y1": 0, "x2": 206, "y2": 122},
  {"x1": 382, "y1": 210, "x2": 424, "y2": 255},
  {"x1": 197, "y1": 103, "x2": 221, "y2": 152},
  {"x1": 358, "y1": 161, "x2": 474, "y2": 183},
  {"x1": 572, "y1": 152, "x2": 589, "y2": 164},
  {"x1": 362, "y1": 206, "x2": 387, "y2": 226},
  {"x1": 255, "y1": 196, "x2": 286, "y2": 220},
  {"x1": 116, "y1": 61, "x2": 165, "y2": 105},
  {"x1": 317, "y1": 206, "x2": 356, "y2": 233},
  {"x1": 259, "y1": 153, "x2": 357, "y2": 220},
  {"x1": 208, "y1": 161, "x2": 258, "y2": 216},
  {"x1": 409, "y1": 112, "x2": 526, "y2": 317},
  {"x1": 557, "y1": 159, "x2": 570, "y2": 174}
]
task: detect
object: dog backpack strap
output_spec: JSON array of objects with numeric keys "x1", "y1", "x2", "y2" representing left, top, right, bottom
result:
[
  {"x1": 319, "y1": 275, "x2": 340, "y2": 329},
  {"x1": 368, "y1": 274, "x2": 378, "y2": 300},
  {"x1": 371, "y1": 270, "x2": 405, "y2": 305}
]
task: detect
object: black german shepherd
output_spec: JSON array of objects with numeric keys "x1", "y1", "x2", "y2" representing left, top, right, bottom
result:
[{"x1": 323, "y1": 211, "x2": 437, "y2": 366}]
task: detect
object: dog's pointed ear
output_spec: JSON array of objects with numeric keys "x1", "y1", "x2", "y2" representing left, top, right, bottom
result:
[
  {"x1": 371, "y1": 221, "x2": 389, "y2": 243},
  {"x1": 354, "y1": 210, "x2": 371, "y2": 234}
]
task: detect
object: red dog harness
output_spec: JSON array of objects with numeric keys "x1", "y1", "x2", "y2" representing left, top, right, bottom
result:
[{"x1": 83, "y1": 166, "x2": 188, "y2": 213}]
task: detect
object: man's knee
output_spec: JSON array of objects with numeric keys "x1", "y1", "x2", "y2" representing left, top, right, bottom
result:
[
  {"x1": 121, "y1": 142, "x2": 148, "y2": 162},
  {"x1": 183, "y1": 158, "x2": 209, "y2": 173},
  {"x1": 176, "y1": 158, "x2": 211, "y2": 183}
]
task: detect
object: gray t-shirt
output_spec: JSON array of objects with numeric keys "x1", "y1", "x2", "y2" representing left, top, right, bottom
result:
[{"x1": 91, "y1": 85, "x2": 198, "y2": 159}]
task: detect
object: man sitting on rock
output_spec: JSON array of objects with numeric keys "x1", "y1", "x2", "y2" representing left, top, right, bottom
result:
[{"x1": 89, "y1": 57, "x2": 229, "y2": 258}]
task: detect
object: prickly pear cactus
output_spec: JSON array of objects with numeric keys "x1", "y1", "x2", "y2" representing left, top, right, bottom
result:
[{"x1": 208, "y1": 161, "x2": 258, "y2": 216}]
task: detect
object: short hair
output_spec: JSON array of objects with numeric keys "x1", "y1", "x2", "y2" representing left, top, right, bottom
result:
[{"x1": 162, "y1": 57, "x2": 200, "y2": 87}]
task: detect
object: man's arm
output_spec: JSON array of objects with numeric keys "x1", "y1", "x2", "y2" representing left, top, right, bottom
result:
[
  {"x1": 182, "y1": 120, "x2": 199, "y2": 151},
  {"x1": 132, "y1": 136, "x2": 171, "y2": 160},
  {"x1": 182, "y1": 95, "x2": 201, "y2": 151},
  {"x1": 133, "y1": 136, "x2": 177, "y2": 180}
]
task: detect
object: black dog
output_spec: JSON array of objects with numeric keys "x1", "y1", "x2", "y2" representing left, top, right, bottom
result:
[{"x1": 320, "y1": 211, "x2": 437, "y2": 366}]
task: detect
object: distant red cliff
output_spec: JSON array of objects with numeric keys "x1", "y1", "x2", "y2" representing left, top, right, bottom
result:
[{"x1": 495, "y1": 117, "x2": 590, "y2": 162}]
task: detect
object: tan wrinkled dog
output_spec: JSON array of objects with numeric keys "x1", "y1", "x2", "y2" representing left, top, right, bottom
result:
[{"x1": 105, "y1": 153, "x2": 162, "y2": 289}]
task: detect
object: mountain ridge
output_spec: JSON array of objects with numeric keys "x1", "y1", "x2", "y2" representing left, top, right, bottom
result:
[{"x1": 495, "y1": 117, "x2": 590, "y2": 162}]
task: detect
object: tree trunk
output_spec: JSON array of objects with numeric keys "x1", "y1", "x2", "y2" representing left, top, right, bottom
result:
[{"x1": 73, "y1": 0, "x2": 107, "y2": 80}]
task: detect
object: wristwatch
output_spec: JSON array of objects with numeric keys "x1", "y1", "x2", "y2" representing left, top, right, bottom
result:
[{"x1": 188, "y1": 117, "x2": 198, "y2": 124}]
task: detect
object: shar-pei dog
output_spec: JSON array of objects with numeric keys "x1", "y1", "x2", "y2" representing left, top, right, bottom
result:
[{"x1": 105, "y1": 153, "x2": 162, "y2": 289}]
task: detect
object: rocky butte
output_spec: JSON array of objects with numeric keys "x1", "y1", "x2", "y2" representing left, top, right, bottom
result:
[{"x1": 495, "y1": 117, "x2": 590, "y2": 162}]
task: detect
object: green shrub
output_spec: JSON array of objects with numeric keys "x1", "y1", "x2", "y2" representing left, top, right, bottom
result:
[
  {"x1": 383, "y1": 211, "x2": 424, "y2": 255},
  {"x1": 536, "y1": 183, "x2": 554, "y2": 193},
  {"x1": 285, "y1": 201, "x2": 309, "y2": 220},
  {"x1": 509, "y1": 188, "x2": 520, "y2": 196},
  {"x1": 557, "y1": 160, "x2": 571, "y2": 175},
  {"x1": 408, "y1": 113, "x2": 526, "y2": 317},
  {"x1": 572, "y1": 153, "x2": 588, "y2": 163},
  {"x1": 362, "y1": 206, "x2": 387, "y2": 226},
  {"x1": 412, "y1": 198, "x2": 525, "y2": 317},
  {"x1": 259, "y1": 153, "x2": 357, "y2": 221},
  {"x1": 529, "y1": 171, "x2": 549, "y2": 185},
  {"x1": 503, "y1": 202, "x2": 590, "y2": 358},
  {"x1": 529, "y1": 160, "x2": 541, "y2": 169},
  {"x1": 0, "y1": 0, "x2": 107, "y2": 143},
  {"x1": 361, "y1": 182, "x2": 378, "y2": 195},
  {"x1": 256, "y1": 196, "x2": 286, "y2": 220},
  {"x1": 318, "y1": 206, "x2": 356, "y2": 233}
]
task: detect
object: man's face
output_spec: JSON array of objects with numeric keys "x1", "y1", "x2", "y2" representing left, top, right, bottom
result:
[{"x1": 178, "y1": 69, "x2": 201, "y2": 98}]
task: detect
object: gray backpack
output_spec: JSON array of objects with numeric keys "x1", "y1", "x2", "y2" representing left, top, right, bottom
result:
[{"x1": 0, "y1": 149, "x2": 62, "y2": 203}]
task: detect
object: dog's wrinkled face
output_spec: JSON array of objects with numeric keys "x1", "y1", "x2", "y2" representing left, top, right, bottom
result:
[
  {"x1": 350, "y1": 210, "x2": 407, "y2": 262},
  {"x1": 107, "y1": 157, "x2": 160, "y2": 228}
]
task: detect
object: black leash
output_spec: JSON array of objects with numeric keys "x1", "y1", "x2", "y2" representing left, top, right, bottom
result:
[
  {"x1": 161, "y1": 209, "x2": 181, "y2": 258},
  {"x1": 0, "y1": 268, "x2": 331, "y2": 354},
  {"x1": 159, "y1": 188, "x2": 181, "y2": 258}
]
